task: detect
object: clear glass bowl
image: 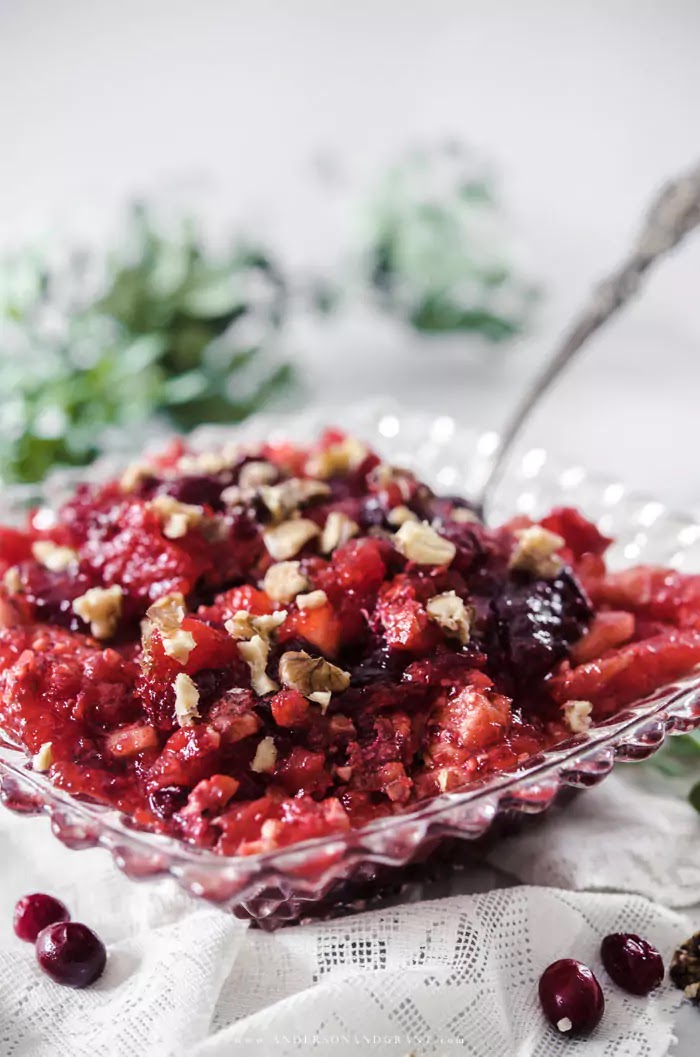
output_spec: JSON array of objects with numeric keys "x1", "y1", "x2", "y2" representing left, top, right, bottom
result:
[{"x1": 1, "y1": 402, "x2": 699, "y2": 927}]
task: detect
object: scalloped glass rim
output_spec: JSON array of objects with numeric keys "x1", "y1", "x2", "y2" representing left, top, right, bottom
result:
[{"x1": 1, "y1": 400, "x2": 700, "y2": 922}]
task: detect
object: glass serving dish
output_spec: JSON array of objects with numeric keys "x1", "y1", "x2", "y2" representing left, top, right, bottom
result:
[{"x1": 1, "y1": 402, "x2": 699, "y2": 927}]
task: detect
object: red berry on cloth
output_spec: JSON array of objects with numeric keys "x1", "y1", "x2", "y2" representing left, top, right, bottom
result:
[
  {"x1": 13, "y1": 893, "x2": 70, "y2": 942},
  {"x1": 601, "y1": 933, "x2": 664, "y2": 995},
  {"x1": 35, "y1": 921, "x2": 106, "y2": 988},
  {"x1": 539, "y1": 958, "x2": 605, "y2": 1035}
]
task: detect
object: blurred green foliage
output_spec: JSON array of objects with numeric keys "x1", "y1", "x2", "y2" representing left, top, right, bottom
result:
[
  {"x1": 650, "y1": 731, "x2": 700, "y2": 778},
  {"x1": 648, "y1": 731, "x2": 700, "y2": 812},
  {"x1": 0, "y1": 204, "x2": 291, "y2": 483},
  {"x1": 0, "y1": 145, "x2": 540, "y2": 485},
  {"x1": 364, "y1": 142, "x2": 538, "y2": 339}
]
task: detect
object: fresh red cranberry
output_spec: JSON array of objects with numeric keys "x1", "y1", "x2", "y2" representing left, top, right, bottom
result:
[
  {"x1": 13, "y1": 893, "x2": 70, "y2": 942},
  {"x1": 539, "y1": 959, "x2": 605, "y2": 1035},
  {"x1": 601, "y1": 933, "x2": 664, "y2": 995},
  {"x1": 35, "y1": 921, "x2": 106, "y2": 988}
]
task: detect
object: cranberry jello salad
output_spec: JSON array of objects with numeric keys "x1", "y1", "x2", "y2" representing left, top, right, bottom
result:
[{"x1": 1, "y1": 429, "x2": 700, "y2": 856}]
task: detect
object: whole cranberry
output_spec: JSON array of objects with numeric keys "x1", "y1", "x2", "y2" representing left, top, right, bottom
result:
[
  {"x1": 35, "y1": 921, "x2": 106, "y2": 988},
  {"x1": 539, "y1": 959, "x2": 605, "y2": 1035},
  {"x1": 601, "y1": 933, "x2": 664, "y2": 995},
  {"x1": 13, "y1": 893, "x2": 70, "y2": 942}
]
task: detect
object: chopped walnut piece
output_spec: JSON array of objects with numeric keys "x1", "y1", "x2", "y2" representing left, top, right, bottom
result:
[
  {"x1": 220, "y1": 485, "x2": 244, "y2": 508},
  {"x1": 296, "y1": 589, "x2": 328, "y2": 610},
  {"x1": 255, "y1": 612, "x2": 288, "y2": 638},
  {"x1": 142, "y1": 592, "x2": 189, "y2": 649},
  {"x1": 145, "y1": 592, "x2": 187, "y2": 633},
  {"x1": 72, "y1": 585, "x2": 124, "y2": 640},
  {"x1": 237, "y1": 460, "x2": 278, "y2": 490},
  {"x1": 262, "y1": 561, "x2": 310, "y2": 603},
  {"x1": 3, "y1": 567, "x2": 22, "y2": 594},
  {"x1": 225, "y1": 611, "x2": 257, "y2": 640},
  {"x1": 119, "y1": 462, "x2": 153, "y2": 493},
  {"x1": 562, "y1": 699, "x2": 593, "y2": 734},
  {"x1": 320, "y1": 511, "x2": 359, "y2": 554},
  {"x1": 451, "y1": 507, "x2": 481, "y2": 524},
  {"x1": 426, "y1": 591, "x2": 473, "y2": 644},
  {"x1": 305, "y1": 437, "x2": 368, "y2": 479},
  {"x1": 393, "y1": 520, "x2": 456, "y2": 567},
  {"x1": 162, "y1": 628, "x2": 197, "y2": 665},
  {"x1": 176, "y1": 448, "x2": 238, "y2": 476},
  {"x1": 238, "y1": 635, "x2": 279, "y2": 696},
  {"x1": 149, "y1": 495, "x2": 204, "y2": 540},
  {"x1": 32, "y1": 541, "x2": 79, "y2": 573},
  {"x1": 259, "y1": 478, "x2": 330, "y2": 522},
  {"x1": 173, "y1": 672, "x2": 201, "y2": 727},
  {"x1": 308, "y1": 689, "x2": 332, "y2": 713},
  {"x1": 279, "y1": 650, "x2": 350, "y2": 699},
  {"x1": 225, "y1": 609, "x2": 287, "y2": 643},
  {"x1": 436, "y1": 768, "x2": 460, "y2": 793},
  {"x1": 670, "y1": 931, "x2": 700, "y2": 1003},
  {"x1": 250, "y1": 736, "x2": 278, "y2": 774},
  {"x1": 263, "y1": 518, "x2": 320, "y2": 561},
  {"x1": 509, "y1": 525, "x2": 565, "y2": 579},
  {"x1": 387, "y1": 505, "x2": 418, "y2": 527},
  {"x1": 32, "y1": 742, "x2": 53, "y2": 772},
  {"x1": 368, "y1": 463, "x2": 413, "y2": 500}
]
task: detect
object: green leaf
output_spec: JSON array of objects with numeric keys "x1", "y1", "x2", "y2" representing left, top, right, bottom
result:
[
  {"x1": 688, "y1": 780, "x2": 700, "y2": 814},
  {"x1": 180, "y1": 273, "x2": 249, "y2": 319},
  {"x1": 0, "y1": 202, "x2": 294, "y2": 484},
  {"x1": 362, "y1": 141, "x2": 538, "y2": 342},
  {"x1": 669, "y1": 733, "x2": 700, "y2": 759}
]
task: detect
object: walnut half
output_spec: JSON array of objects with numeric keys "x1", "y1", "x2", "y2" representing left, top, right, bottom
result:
[
  {"x1": 670, "y1": 931, "x2": 700, "y2": 1003},
  {"x1": 278, "y1": 650, "x2": 350, "y2": 699}
]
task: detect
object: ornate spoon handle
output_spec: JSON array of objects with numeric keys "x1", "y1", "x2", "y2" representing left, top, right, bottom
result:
[{"x1": 478, "y1": 160, "x2": 700, "y2": 516}]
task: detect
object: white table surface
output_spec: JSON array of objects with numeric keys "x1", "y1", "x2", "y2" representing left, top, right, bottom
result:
[{"x1": 2, "y1": 2, "x2": 700, "y2": 1053}]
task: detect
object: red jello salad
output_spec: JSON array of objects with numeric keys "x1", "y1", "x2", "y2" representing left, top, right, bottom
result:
[{"x1": 1, "y1": 429, "x2": 699, "y2": 856}]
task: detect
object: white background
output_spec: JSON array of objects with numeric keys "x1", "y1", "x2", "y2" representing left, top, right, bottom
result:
[
  {"x1": 2, "y1": 0, "x2": 700, "y2": 508},
  {"x1": 1, "y1": 3, "x2": 700, "y2": 1054}
]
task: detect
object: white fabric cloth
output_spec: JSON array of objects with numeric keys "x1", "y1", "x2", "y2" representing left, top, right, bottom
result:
[
  {"x1": 486, "y1": 772, "x2": 700, "y2": 910},
  {"x1": 0, "y1": 770, "x2": 698, "y2": 1057}
]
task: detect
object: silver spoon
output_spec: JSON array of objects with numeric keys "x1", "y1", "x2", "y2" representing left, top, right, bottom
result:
[{"x1": 476, "y1": 160, "x2": 700, "y2": 518}]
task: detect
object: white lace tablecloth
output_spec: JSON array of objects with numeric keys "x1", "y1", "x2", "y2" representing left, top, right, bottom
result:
[{"x1": 0, "y1": 770, "x2": 698, "y2": 1057}]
